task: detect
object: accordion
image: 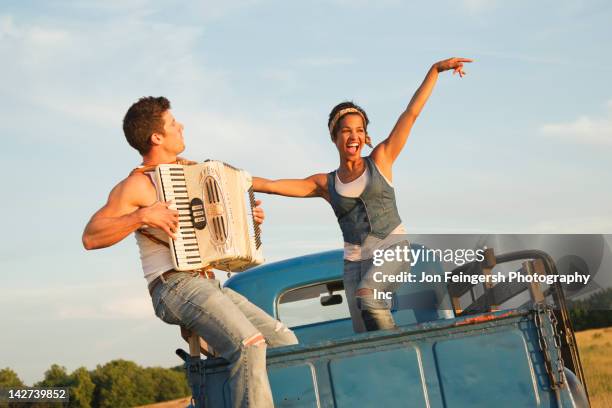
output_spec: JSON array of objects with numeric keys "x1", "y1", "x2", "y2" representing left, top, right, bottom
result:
[{"x1": 154, "y1": 160, "x2": 264, "y2": 272}]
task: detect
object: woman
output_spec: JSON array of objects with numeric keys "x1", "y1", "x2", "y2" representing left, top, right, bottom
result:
[{"x1": 253, "y1": 57, "x2": 472, "y2": 332}]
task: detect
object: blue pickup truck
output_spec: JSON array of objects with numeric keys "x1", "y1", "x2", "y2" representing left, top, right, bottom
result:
[{"x1": 177, "y1": 246, "x2": 590, "y2": 407}]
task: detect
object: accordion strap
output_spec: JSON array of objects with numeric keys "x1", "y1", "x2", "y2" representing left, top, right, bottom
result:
[
  {"x1": 129, "y1": 157, "x2": 198, "y2": 176},
  {"x1": 138, "y1": 229, "x2": 170, "y2": 248}
]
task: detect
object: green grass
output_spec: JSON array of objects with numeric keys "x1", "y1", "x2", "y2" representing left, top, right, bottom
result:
[{"x1": 575, "y1": 327, "x2": 612, "y2": 408}]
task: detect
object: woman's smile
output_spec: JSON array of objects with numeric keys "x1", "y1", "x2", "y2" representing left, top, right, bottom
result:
[{"x1": 346, "y1": 142, "x2": 360, "y2": 154}]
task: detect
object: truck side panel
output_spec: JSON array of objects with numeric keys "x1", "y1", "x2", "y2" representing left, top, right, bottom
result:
[
  {"x1": 434, "y1": 330, "x2": 540, "y2": 407},
  {"x1": 202, "y1": 314, "x2": 570, "y2": 407}
]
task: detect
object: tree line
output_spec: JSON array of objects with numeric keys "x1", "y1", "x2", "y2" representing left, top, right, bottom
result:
[
  {"x1": 0, "y1": 360, "x2": 190, "y2": 408},
  {"x1": 568, "y1": 287, "x2": 612, "y2": 331}
]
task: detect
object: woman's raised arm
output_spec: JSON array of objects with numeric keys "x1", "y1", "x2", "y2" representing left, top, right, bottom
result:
[{"x1": 372, "y1": 57, "x2": 473, "y2": 171}]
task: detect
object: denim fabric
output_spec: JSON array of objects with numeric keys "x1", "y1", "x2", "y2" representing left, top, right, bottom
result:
[
  {"x1": 343, "y1": 240, "x2": 411, "y2": 332},
  {"x1": 327, "y1": 156, "x2": 402, "y2": 244},
  {"x1": 150, "y1": 271, "x2": 298, "y2": 408}
]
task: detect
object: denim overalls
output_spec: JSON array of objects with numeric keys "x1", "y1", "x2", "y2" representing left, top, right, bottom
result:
[
  {"x1": 327, "y1": 156, "x2": 410, "y2": 332},
  {"x1": 327, "y1": 156, "x2": 402, "y2": 244}
]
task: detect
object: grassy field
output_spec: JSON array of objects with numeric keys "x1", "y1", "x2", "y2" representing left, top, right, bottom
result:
[{"x1": 575, "y1": 327, "x2": 612, "y2": 408}]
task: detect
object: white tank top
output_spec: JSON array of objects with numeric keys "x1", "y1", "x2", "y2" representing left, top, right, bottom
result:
[
  {"x1": 334, "y1": 167, "x2": 370, "y2": 197},
  {"x1": 135, "y1": 171, "x2": 175, "y2": 284},
  {"x1": 136, "y1": 228, "x2": 175, "y2": 284},
  {"x1": 335, "y1": 163, "x2": 407, "y2": 261}
]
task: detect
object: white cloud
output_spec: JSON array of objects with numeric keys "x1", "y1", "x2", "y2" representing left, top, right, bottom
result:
[
  {"x1": 0, "y1": 14, "x2": 69, "y2": 45},
  {"x1": 539, "y1": 100, "x2": 612, "y2": 146},
  {"x1": 0, "y1": 9, "x2": 326, "y2": 167},
  {"x1": 0, "y1": 14, "x2": 209, "y2": 129}
]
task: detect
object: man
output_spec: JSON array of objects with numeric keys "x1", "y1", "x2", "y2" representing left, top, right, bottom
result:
[{"x1": 82, "y1": 96, "x2": 298, "y2": 408}]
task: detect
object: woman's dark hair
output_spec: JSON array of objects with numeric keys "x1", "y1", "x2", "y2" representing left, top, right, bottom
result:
[
  {"x1": 123, "y1": 96, "x2": 171, "y2": 155},
  {"x1": 327, "y1": 101, "x2": 369, "y2": 141}
]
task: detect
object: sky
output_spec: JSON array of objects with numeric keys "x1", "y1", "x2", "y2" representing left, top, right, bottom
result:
[{"x1": 1, "y1": 0, "x2": 611, "y2": 385}]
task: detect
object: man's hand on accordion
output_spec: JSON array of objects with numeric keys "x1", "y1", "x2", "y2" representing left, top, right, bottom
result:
[
  {"x1": 139, "y1": 200, "x2": 179, "y2": 239},
  {"x1": 252, "y1": 200, "x2": 265, "y2": 225}
]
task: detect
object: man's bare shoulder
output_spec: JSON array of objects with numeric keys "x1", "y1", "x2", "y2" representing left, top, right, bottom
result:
[{"x1": 109, "y1": 172, "x2": 157, "y2": 208}]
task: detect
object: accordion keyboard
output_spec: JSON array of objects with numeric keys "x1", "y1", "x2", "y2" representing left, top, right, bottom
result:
[{"x1": 157, "y1": 166, "x2": 203, "y2": 268}]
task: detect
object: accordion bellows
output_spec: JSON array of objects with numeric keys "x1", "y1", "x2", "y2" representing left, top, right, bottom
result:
[{"x1": 154, "y1": 160, "x2": 264, "y2": 272}]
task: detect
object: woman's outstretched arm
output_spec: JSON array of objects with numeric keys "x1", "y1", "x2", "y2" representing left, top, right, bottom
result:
[
  {"x1": 372, "y1": 57, "x2": 473, "y2": 175},
  {"x1": 253, "y1": 174, "x2": 329, "y2": 201}
]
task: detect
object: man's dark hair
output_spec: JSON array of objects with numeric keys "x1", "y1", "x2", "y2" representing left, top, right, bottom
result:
[
  {"x1": 328, "y1": 101, "x2": 369, "y2": 141},
  {"x1": 123, "y1": 96, "x2": 171, "y2": 155}
]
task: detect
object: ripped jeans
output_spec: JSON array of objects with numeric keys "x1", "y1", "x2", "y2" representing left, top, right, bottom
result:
[
  {"x1": 344, "y1": 240, "x2": 411, "y2": 333},
  {"x1": 150, "y1": 272, "x2": 298, "y2": 408}
]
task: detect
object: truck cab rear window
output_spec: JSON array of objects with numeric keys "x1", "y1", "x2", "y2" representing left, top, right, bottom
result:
[{"x1": 277, "y1": 281, "x2": 350, "y2": 327}]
